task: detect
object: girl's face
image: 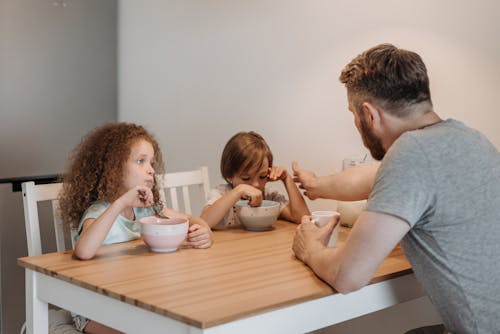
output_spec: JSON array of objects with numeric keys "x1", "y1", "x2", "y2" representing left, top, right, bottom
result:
[
  {"x1": 122, "y1": 139, "x2": 156, "y2": 192},
  {"x1": 229, "y1": 158, "x2": 269, "y2": 192}
]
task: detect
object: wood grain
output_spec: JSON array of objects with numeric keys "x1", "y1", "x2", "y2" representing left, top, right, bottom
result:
[{"x1": 18, "y1": 221, "x2": 411, "y2": 328}]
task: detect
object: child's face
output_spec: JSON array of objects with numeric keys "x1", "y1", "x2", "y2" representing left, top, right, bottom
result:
[
  {"x1": 229, "y1": 158, "x2": 269, "y2": 192},
  {"x1": 122, "y1": 139, "x2": 156, "y2": 192}
]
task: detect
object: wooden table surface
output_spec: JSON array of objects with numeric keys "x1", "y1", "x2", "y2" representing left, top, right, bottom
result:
[{"x1": 18, "y1": 220, "x2": 412, "y2": 329}]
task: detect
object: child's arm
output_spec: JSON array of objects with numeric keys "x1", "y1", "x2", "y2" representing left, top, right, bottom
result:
[
  {"x1": 200, "y1": 184, "x2": 263, "y2": 228},
  {"x1": 162, "y1": 208, "x2": 213, "y2": 248},
  {"x1": 74, "y1": 185, "x2": 154, "y2": 260},
  {"x1": 268, "y1": 165, "x2": 310, "y2": 224}
]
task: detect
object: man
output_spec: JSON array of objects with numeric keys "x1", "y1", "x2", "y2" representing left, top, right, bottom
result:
[{"x1": 292, "y1": 44, "x2": 500, "y2": 333}]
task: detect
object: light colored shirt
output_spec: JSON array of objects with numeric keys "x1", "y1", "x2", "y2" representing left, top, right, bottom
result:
[{"x1": 75, "y1": 200, "x2": 155, "y2": 245}]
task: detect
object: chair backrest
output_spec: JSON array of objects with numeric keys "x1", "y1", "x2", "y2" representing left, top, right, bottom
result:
[
  {"x1": 21, "y1": 181, "x2": 74, "y2": 256},
  {"x1": 156, "y1": 166, "x2": 210, "y2": 214}
]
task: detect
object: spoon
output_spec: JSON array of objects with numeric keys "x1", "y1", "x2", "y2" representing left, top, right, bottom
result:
[
  {"x1": 137, "y1": 190, "x2": 169, "y2": 219},
  {"x1": 152, "y1": 202, "x2": 169, "y2": 219}
]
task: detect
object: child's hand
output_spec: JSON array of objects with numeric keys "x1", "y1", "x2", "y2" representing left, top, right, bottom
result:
[
  {"x1": 187, "y1": 223, "x2": 213, "y2": 249},
  {"x1": 119, "y1": 185, "x2": 154, "y2": 208},
  {"x1": 268, "y1": 166, "x2": 289, "y2": 182},
  {"x1": 235, "y1": 184, "x2": 263, "y2": 207}
]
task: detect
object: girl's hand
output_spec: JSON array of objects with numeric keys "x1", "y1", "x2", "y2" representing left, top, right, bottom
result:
[
  {"x1": 119, "y1": 185, "x2": 154, "y2": 208},
  {"x1": 268, "y1": 165, "x2": 289, "y2": 182},
  {"x1": 235, "y1": 184, "x2": 263, "y2": 207},
  {"x1": 186, "y1": 223, "x2": 213, "y2": 249}
]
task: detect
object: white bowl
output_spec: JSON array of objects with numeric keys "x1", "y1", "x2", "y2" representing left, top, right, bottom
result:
[
  {"x1": 337, "y1": 200, "x2": 366, "y2": 227},
  {"x1": 235, "y1": 200, "x2": 280, "y2": 231},
  {"x1": 139, "y1": 216, "x2": 189, "y2": 252}
]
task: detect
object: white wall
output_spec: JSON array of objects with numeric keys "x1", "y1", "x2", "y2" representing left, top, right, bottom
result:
[
  {"x1": 119, "y1": 1, "x2": 499, "y2": 205},
  {"x1": 118, "y1": 1, "x2": 498, "y2": 331}
]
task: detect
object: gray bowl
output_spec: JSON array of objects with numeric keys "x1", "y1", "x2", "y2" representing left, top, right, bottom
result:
[{"x1": 235, "y1": 200, "x2": 280, "y2": 231}]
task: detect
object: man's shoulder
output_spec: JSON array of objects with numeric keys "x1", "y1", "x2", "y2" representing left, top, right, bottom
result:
[{"x1": 387, "y1": 119, "x2": 460, "y2": 158}]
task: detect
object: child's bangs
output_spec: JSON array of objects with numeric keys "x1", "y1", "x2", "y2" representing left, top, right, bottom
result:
[{"x1": 240, "y1": 148, "x2": 267, "y2": 174}]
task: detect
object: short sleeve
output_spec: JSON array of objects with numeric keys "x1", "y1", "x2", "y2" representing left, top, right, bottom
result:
[
  {"x1": 205, "y1": 184, "x2": 230, "y2": 206},
  {"x1": 75, "y1": 201, "x2": 109, "y2": 239},
  {"x1": 366, "y1": 134, "x2": 436, "y2": 227}
]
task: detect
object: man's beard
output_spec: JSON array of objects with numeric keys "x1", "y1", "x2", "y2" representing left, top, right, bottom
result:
[{"x1": 359, "y1": 116, "x2": 386, "y2": 161}]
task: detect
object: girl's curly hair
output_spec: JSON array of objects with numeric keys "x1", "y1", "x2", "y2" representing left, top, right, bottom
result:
[{"x1": 59, "y1": 122, "x2": 165, "y2": 229}]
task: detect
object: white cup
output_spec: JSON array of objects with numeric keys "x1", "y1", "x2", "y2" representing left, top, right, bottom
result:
[{"x1": 311, "y1": 210, "x2": 340, "y2": 247}]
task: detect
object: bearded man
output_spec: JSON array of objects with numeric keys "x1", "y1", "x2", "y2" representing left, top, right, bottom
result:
[{"x1": 292, "y1": 43, "x2": 500, "y2": 334}]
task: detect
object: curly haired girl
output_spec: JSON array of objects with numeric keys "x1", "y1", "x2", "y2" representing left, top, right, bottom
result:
[{"x1": 59, "y1": 122, "x2": 213, "y2": 333}]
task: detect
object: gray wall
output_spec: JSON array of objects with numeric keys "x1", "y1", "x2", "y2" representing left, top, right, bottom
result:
[{"x1": 0, "y1": 1, "x2": 117, "y2": 333}]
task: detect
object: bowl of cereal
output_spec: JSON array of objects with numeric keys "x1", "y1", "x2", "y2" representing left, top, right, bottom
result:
[
  {"x1": 235, "y1": 200, "x2": 280, "y2": 231},
  {"x1": 139, "y1": 216, "x2": 189, "y2": 252}
]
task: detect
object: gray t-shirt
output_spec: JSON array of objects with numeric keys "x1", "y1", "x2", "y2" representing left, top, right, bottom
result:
[{"x1": 367, "y1": 119, "x2": 500, "y2": 333}]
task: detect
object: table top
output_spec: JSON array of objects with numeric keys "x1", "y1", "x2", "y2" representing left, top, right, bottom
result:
[{"x1": 18, "y1": 221, "x2": 412, "y2": 329}]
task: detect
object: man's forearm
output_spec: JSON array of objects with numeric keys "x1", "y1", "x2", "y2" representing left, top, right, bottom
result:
[{"x1": 316, "y1": 163, "x2": 379, "y2": 201}]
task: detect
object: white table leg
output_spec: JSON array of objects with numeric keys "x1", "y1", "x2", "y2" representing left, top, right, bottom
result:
[{"x1": 26, "y1": 269, "x2": 48, "y2": 334}]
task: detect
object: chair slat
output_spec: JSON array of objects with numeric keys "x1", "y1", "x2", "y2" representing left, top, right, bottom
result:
[
  {"x1": 158, "y1": 166, "x2": 211, "y2": 216},
  {"x1": 170, "y1": 187, "x2": 179, "y2": 211},
  {"x1": 182, "y1": 186, "x2": 192, "y2": 214}
]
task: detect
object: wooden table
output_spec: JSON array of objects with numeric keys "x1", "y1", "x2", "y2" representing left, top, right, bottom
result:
[{"x1": 18, "y1": 221, "x2": 423, "y2": 334}]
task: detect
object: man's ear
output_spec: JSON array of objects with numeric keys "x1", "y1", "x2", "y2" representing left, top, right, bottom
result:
[{"x1": 362, "y1": 102, "x2": 382, "y2": 130}]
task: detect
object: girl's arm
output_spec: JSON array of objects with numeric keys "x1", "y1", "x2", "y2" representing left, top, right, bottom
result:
[
  {"x1": 269, "y1": 166, "x2": 310, "y2": 224},
  {"x1": 200, "y1": 184, "x2": 263, "y2": 228},
  {"x1": 74, "y1": 186, "x2": 153, "y2": 260}
]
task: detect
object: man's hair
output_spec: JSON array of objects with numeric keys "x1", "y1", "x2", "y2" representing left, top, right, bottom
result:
[{"x1": 339, "y1": 43, "x2": 432, "y2": 117}]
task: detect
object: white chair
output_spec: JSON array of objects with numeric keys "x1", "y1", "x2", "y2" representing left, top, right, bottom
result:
[
  {"x1": 20, "y1": 168, "x2": 211, "y2": 333},
  {"x1": 22, "y1": 181, "x2": 75, "y2": 256},
  {"x1": 156, "y1": 166, "x2": 211, "y2": 214},
  {"x1": 21, "y1": 181, "x2": 78, "y2": 334}
]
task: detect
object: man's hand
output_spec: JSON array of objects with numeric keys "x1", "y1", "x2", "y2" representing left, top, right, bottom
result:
[
  {"x1": 293, "y1": 215, "x2": 337, "y2": 265},
  {"x1": 292, "y1": 161, "x2": 320, "y2": 200}
]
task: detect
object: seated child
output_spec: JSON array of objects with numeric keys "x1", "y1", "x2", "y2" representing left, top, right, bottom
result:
[
  {"x1": 59, "y1": 122, "x2": 212, "y2": 333},
  {"x1": 201, "y1": 131, "x2": 310, "y2": 229}
]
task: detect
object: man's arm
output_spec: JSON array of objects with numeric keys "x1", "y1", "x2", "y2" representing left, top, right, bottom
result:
[
  {"x1": 293, "y1": 211, "x2": 409, "y2": 293},
  {"x1": 292, "y1": 162, "x2": 380, "y2": 201}
]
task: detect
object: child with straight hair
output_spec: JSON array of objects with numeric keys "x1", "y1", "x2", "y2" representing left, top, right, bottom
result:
[
  {"x1": 59, "y1": 122, "x2": 212, "y2": 333},
  {"x1": 201, "y1": 131, "x2": 310, "y2": 229}
]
